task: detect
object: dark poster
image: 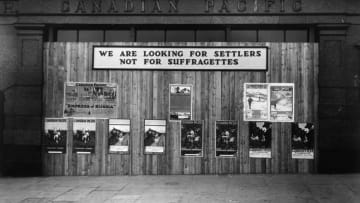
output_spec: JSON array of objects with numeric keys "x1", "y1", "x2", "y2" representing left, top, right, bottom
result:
[
  {"x1": 249, "y1": 122, "x2": 272, "y2": 158},
  {"x1": 63, "y1": 82, "x2": 118, "y2": 118},
  {"x1": 144, "y1": 120, "x2": 166, "y2": 154},
  {"x1": 292, "y1": 123, "x2": 314, "y2": 159},
  {"x1": 181, "y1": 120, "x2": 203, "y2": 156},
  {"x1": 108, "y1": 119, "x2": 130, "y2": 153},
  {"x1": 215, "y1": 121, "x2": 238, "y2": 157},
  {"x1": 43, "y1": 118, "x2": 68, "y2": 153},
  {"x1": 169, "y1": 84, "x2": 192, "y2": 120},
  {"x1": 73, "y1": 119, "x2": 96, "y2": 154}
]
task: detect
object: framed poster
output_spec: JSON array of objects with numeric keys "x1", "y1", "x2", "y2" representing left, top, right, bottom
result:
[
  {"x1": 269, "y1": 83, "x2": 294, "y2": 122},
  {"x1": 249, "y1": 122, "x2": 272, "y2": 158},
  {"x1": 73, "y1": 119, "x2": 96, "y2": 154},
  {"x1": 181, "y1": 120, "x2": 203, "y2": 156},
  {"x1": 292, "y1": 123, "x2": 314, "y2": 159},
  {"x1": 215, "y1": 120, "x2": 238, "y2": 157},
  {"x1": 169, "y1": 84, "x2": 192, "y2": 121},
  {"x1": 244, "y1": 83, "x2": 269, "y2": 121},
  {"x1": 144, "y1": 120, "x2": 166, "y2": 154},
  {"x1": 63, "y1": 82, "x2": 118, "y2": 118},
  {"x1": 108, "y1": 119, "x2": 130, "y2": 153},
  {"x1": 43, "y1": 118, "x2": 67, "y2": 153}
]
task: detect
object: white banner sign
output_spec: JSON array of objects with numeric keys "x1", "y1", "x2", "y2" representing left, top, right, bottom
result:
[{"x1": 93, "y1": 46, "x2": 268, "y2": 70}]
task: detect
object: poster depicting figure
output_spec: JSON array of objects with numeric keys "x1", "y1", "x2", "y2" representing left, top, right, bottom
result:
[
  {"x1": 108, "y1": 119, "x2": 130, "y2": 153},
  {"x1": 269, "y1": 83, "x2": 294, "y2": 122},
  {"x1": 292, "y1": 123, "x2": 314, "y2": 159},
  {"x1": 43, "y1": 118, "x2": 68, "y2": 153},
  {"x1": 63, "y1": 82, "x2": 118, "y2": 118},
  {"x1": 73, "y1": 119, "x2": 96, "y2": 154},
  {"x1": 244, "y1": 83, "x2": 269, "y2": 121},
  {"x1": 215, "y1": 121, "x2": 238, "y2": 157},
  {"x1": 249, "y1": 122, "x2": 272, "y2": 158},
  {"x1": 181, "y1": 120, "x2": 203, "y2": 156},
  {"x1": 144, "y1": 120, "x2": 166, "y2": 154},
  {"x1": 169, "y1": 84, "x2": 192, "y2": 120}
]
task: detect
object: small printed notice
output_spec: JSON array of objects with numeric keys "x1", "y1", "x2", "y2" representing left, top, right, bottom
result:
[
  {"x1": 144, "y1": 120, "x2": 166, "y2": 154},
  {"x1": 181, "y1": 120, "x2": 203, "y2": 156},
  {"x1": 215, "y1": 121, "x2": 238, "y2": 157},
  {"x1": 244, "y1": 83, "x2": 269, "y2": 121},
  {"x1": 43, "y1": 118, "x2": 67, "y2": 153},
  {"x1": 63, "y1": 82, "x2": 118, "y2": 118},
  {"x1": 73, "y1": 119, "x2": 96, "y2": 154},
  {"x1": 169, "y1": 84, "x2": 192, "y2": 120},
  {"x1": 292, "y1": 123, "x2": 314, "y2": 159},
  {"x1": 270, "y1": 83, "x2": 294, "y2": 122},
  {"x1": 108, "y1": 119, "x2": 130, "y2": 153},
  {"x1": 93, "y1": 46, "x2": 268, "y2": 70},
  {"x1": 249, "y1": 122, "x2": 272, "y2": 158}
]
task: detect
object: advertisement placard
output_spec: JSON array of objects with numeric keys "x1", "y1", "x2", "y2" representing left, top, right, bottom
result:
[
  {"x1": 215, "y1": 121, "x2": 238, "y2": 157},
  {"x1": 169, "y1": 84, "x2": 192, "y2": 120},
  {"x1": 44, "y1": 118, "x2": 68, "y2": 153},
  {"x1": 108, "y1": 119, "x2": 130, "y2": 153},
  {"x1": 73, "y1": 119, "x2": 96, "y2": 154},
  {"x1": 144, "y1": 120, "x2": 166, "y2": 154},
  {"x1": 292, "y1": 123, "x2": 314, "y2": 159},
  {"x1": 181, "y1": 120, "x2": 203, "y2": 156},
  {"x1": 249, "y1": 122, "x2": 272, "y2": 158}
]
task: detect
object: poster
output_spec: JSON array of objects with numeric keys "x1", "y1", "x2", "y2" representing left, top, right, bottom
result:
[
  {"x1": 169, "y1": 84, "x2": 192, "y2": 120},
  {"x1": 73, "y1": 119, "x2": 96, "y2": 154},
  {"x1": 249, "y1": 122, "x2": 272, "y2": 158},
  {"x1": 144, "y1": 120, "x2": 166, "y2": 154},
  {"x1": 43, "y1": 118, "x2": 67, "y2": 153},
  {"x1": 270, "y1": 83, "x2": 294, "y2": 122},
  {"x1": 181, "y1": 120, "x2": 203, "y2": 156},
  {"x1": 108, "y1": 119, "x2": 130, "y2": 153},
  {"x1": 244, "y1": 83, "x2": 269, "y2": 121},
  {"x1": 63, "y1": 82, "x2": 118, "y2": 118},
  {"x1": 215, "y1": 121, "x2": 238, "y2": 157},
  {"x1": 292, "y1": 123, "x2": 314, "y2": 159}
]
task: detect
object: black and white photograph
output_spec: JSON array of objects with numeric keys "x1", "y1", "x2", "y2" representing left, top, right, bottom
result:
[
  {"x1": 144, "y1": 120, "x2": 166, "y2": 154},
  {"x1": 215, "y1": 120, "x2": 238, "y2": 157},
  {"x1": 249, "y1": 122, "x2": 272, "y2": 158},
  {"x1": 292, "y1": 123, "x2": 315, "y2": 159},
  {"x1": 73, "y1": 119, "x2": 96, "y2": 154},
  {"x1": 1, "y1": 0, "x2": 360, "y2": 201},
  {"x1": 108, "y1": 119, "x2": 130, "y2": 153},
  {"x1": 43, "y1": 118, "x2": 68, "y2": 153},
  {"x1": 181, "y1": 120, "x2": 203, "y2": 156},
  {"x1": 169, "y1": 84, "x2": 192, "y2": 120}
]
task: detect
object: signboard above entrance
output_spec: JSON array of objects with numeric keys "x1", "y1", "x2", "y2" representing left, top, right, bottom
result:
[{"x1": 93, "y1": 46, "x2": 268, "y2": 70}]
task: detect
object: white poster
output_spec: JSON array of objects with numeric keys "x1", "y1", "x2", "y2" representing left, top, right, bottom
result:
[
  {"x1": 270, "y1": 83, "x2": 295, "y2": 122},
  {"x1": 108, "y1": 119, "x2": 130, "y2": 153},
  {"x1": 144, "y1": 120, "x2": 166, "y2": 154},
  {"x1": 244, "y1": 83, "x2": 269, "y2": 121}
]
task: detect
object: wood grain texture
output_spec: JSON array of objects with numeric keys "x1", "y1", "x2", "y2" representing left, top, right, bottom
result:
[{"x1": 43, "y1": 42, "x2": 318, "y2": 175}]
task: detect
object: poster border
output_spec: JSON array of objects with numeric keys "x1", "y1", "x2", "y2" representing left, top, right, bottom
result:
[
  {"x1": 269, "y1": 83, "x2": 295, "y2": 123},
  {"x1": 72, "y1": 117, "x2": 97, "y2": 154},
  {"x1": 63, "y1": 81, "x2": 119, "y2": 119},
  {"x1": 143, "y1": 119, "x2": 167, "y2": 155},
  {"x1": 243, "y1": 82, "x2": 270, "y2": 122},
  {"x1": 108, "y1": 118, "x2": 131, "y2": 154},
  {"x1": 169, "y1": 83, "x2": 193, "y2": 122},
  {"x1": 180, "y1": 120, "x2": 204, "y2": 157},
  {"x1": 214, "y1": 120, "x2": 239, "y2": 158},
  {"x1": 43, "y1": 117, "x2": 69, "y2": 154}
]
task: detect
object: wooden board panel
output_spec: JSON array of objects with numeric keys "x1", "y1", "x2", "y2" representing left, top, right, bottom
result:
[{"x1": 43, "y1": 42, "x2": 318, "y2": 175}]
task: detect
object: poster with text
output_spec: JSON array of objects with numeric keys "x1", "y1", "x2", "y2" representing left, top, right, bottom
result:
[
  {"x1": 43, "y1": 118, "x2": 67, "y2": 153},
  {"x1": 215, "y1": 121, "x2": 238, "y2": 157},
  {"x1": 73, "y1": 119, "x2": 96, "y2": 154},
  {"x1": 64, "y1": 82, "x2": 118, "y2": 118},
  {"x1": 108, "y1": 119, "x2": 130, "y2": 153},
  {"x1": 181, "y1": 120, "x2": 203, "y2": 156},
  {"x1": 244, "y1": 83, "x2": 269, "y2": 121},
  {"x1": 169, "y1": 84, "x2": 192, "y2": 120},
  {"x1": 144, "y1": 120, "x2": 166, "y2": 154},
  {"x1": 270, "y1": 83, "x2": 294, "y2": 122},
  {"x1": 249, "y1": 122, "x2": 272, "y2": 158},
  {"x1": 292, "y1": 123, "x2": 314, "y2": 159}
]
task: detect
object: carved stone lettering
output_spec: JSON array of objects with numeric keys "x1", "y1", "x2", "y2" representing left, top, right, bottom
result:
[
  {"x1": 218, "y1": 0, "x2": 230, "y2": 13},
  {"x1": 75, "y1": 0, "x2": 87, "y2": 13},
  {"x1": 108, "y1": 0, "x2": 119, "y2": 13},
  {"x1": 205, "y1": 0, "x2": 215, "y2": 13},
  {"x1": 125, "y1": 0, "x2": 134, "y2": 12},
  {"x1": 168, "y1": 0, "x2": 179, "y2": 13},
  {"x1": 61, "y1": 0, "x2": 70, "y2": 13},
  {"x1": 152, "y1": 0, "x2": 162, "y2": 13},
  {"x1": 237, "y1": 0, "x2": 246, "y2": 12}
]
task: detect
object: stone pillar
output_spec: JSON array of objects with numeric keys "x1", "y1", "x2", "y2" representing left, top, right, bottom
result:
[{"x1": 2, "y1": 24, "x2": 44, "y2": 176}]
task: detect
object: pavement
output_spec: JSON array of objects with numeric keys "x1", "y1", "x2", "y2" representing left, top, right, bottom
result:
[{"x1": 0, "y1": 174, "x2": 359, "y2": 203}]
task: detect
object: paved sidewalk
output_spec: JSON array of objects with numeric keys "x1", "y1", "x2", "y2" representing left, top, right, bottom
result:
[{"x1": 0, "y1": 174, "x2": 359, "y2": 203}]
